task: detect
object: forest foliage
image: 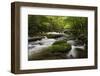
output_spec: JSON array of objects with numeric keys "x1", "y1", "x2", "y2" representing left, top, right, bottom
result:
[{"x1": 28, "y1": 15, "x2": 88, "y2": 41}]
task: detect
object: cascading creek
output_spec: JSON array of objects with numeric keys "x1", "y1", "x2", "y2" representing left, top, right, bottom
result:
[
  {"x1": 66, "y1": 40, "x2": 86, "y2": 59},
  {"x1": 28, "y1": 32, "x2": 86, "y2": 59},
  {"x1": 28, "y1": 36, "x2": 56, "y2": 56}
]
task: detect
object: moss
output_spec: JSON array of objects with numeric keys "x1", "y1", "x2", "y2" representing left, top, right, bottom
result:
[
  {"x1": 48, "y1": 44, "x2": 71, "y2": 53},
  {"x1": 53, "y1": 40, "x2": 67, "y2": 45}
]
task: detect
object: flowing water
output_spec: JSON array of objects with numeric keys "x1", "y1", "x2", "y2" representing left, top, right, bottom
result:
[
  {"x1": 28, "y1": 36, "x2": 56, "y2": 56},
  {"x1": 66, "y1": 40, "x2": 85, "y2": 58},
  {"x1": 28, "y1": 33, "x2": 85, "y2": 59}
]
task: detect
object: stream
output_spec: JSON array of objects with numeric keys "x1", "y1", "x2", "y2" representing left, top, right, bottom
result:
[
  {"x1": 66, "y1": 40, "x2": 85, "y2": 58},
  {"x1": 28, "y1": 32, "x2": 85, "y2": 59},
  {"x1": 28, "y1": 37, "x2": 56, "y2": 56}
]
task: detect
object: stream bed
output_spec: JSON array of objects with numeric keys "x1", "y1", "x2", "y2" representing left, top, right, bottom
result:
[{"x1": 28, "y1": 33, "x2": 87, "y2": 60}]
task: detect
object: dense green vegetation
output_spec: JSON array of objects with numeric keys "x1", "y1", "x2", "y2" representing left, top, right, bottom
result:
[
  {"x1": 28, "y1": 16, "x2": 87, "y2": 33},
  {"x1": 28, "y1": 15, "x2": 87, "y2": 41},
  {"x1": 28, "y1": 15, "x2": 67, "y2": 36},
  {"x1": 64, "y1": 17, "x2": 88, "y2": 44}
]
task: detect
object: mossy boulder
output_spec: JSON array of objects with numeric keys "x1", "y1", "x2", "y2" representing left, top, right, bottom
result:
[{"x1": 50, "y1": 40, "x2": 71, "y2": 53}]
